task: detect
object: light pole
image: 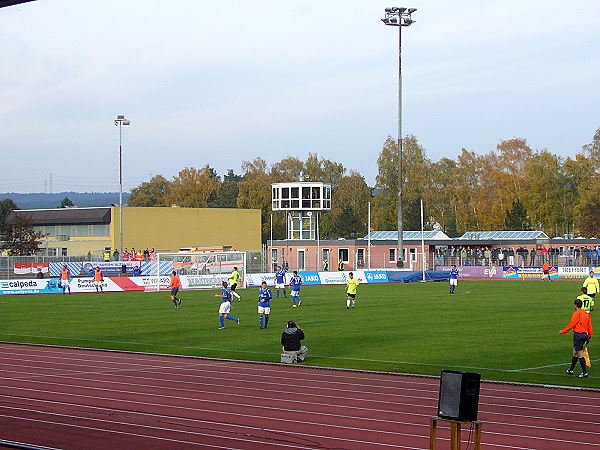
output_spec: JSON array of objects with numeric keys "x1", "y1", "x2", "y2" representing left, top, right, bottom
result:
[
  {"x1": 114, "y1": 114, "x2": 130, "y2": 260},
  {"x1": 382, "y1": 7, "x2": 416, "y2": 268}
]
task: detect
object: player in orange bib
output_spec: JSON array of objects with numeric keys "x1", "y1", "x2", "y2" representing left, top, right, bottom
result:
[
  {"x1": 60, "y1": 264, "x2": 71, "y2": 295},
  {"x1": 542, "y1": 260, "x2": 552, "y2": 282},
  {"x1": 94, "y1": 266, "x2": 104, "y2": 294},
  {"x1": 170, "y1": 270, "x2": 182, "y2": 308}
]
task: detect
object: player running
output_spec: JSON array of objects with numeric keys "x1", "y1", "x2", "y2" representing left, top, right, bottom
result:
[
  {"x1": 274, "y1": 265, "x2": 287, "y2": 298},
  {"x1": 60, "y1": 264, "x2": 71, "y2": 295},
  {"x1": 449, "y1": 265, "x2": 459, "y2": 294},
  {"x1": 94, "y1": 266, "x2": 104, "y2": 294},
  {"x1": 290, "y1": 270, "x2": 302, "y2": 307},
  {"x1": 215, "y1": 281, "x2": 239, "y2": 329},
  {"x1": 346, "y1": 271, "x2": 359, "y2": 309},
  {"x1": 169, "y1": 270, "x2": 182, "y2": 308},
  {"x1": 230, "y1": 267, "x2": 242, "y2": 301},
  {"x1": 258, "y1": 280, "x2": 272, "y2": 329}
]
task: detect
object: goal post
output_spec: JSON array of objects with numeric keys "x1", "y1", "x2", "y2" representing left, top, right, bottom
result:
[{"x1": 148, "y1": 251, "x2": 247, "y2": 292}]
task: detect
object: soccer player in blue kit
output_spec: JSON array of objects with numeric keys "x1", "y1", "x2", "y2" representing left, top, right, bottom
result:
[
  {"x1": 449, "y1": 265, "x2": 459, "y2": 294},
  {"x1": 258, "y1": 281, "x2": 272, "y2": 329},
  {"x1": 274, "y1": 265, "x2": 287, "y2": 298},
  {"x1": 290, "y1": 270, "x2": 302, "y2": 307},
  {"x1": 214, "y1": 281, "x2": 239, "y2": 329}
]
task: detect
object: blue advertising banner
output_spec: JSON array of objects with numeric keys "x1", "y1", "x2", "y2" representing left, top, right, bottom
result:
[
  {"x1": 298, "y1": 271, "x2": 321, "y2": 285},
  {"x1": 364, "y1": 271, "x2": 389, "y2": 283}
]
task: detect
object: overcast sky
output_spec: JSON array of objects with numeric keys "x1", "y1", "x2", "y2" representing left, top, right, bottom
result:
[{"x1": 1, "y1": 0, "x2": 599, "y2": 193}]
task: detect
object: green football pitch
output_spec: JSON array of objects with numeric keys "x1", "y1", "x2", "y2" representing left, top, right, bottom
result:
[{"x1": 0, "y1": 280, "x2": 597, "y2": 388}]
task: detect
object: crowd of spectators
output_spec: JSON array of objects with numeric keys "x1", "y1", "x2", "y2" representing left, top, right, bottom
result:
[
  {"x1": 434, "y1": 245, "x2": 600, "y2": 267},
  {"x1": 111, "y1": 248, "x2": 157, "y2": 262}
]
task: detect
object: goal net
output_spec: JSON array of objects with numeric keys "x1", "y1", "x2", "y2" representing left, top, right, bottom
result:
[{"x1": 145, "y1": 251, "x2": 247, "y2": 292}]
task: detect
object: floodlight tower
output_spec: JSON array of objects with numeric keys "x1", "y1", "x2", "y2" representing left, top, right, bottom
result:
[
  {"x1": 114, "y1": 114, "x2": 130, "y2": 259},
  {"x1": 271, "y1": 182, "x2": 332, "y2": 269},
  {"x1": 381, "y1": 6, "x2": 416, "y2": 268}
]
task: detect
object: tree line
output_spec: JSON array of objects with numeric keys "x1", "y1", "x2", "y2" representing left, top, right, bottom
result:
[{"x1": 128, "y1": 127, "x2": 600, "y2": 241}]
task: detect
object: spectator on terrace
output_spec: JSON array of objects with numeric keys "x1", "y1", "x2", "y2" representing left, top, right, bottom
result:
[{"x1": 35, "y1": 268, "x2": 44, "y2": 279}]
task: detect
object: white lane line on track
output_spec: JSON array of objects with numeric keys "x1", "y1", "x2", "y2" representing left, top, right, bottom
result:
[
  {"x1": 1, "y1": 351, "x2": 599, "y2": 409},
  {"x1": 1, "y1": 344, "x2": 598, "y2": 399},
  {"x1": 2, "y1": 381, "x2": 600, "y2": 439},
  {"x1": 0, "y1": 413, "x2": 312, "y2": 450},
  {"x1": 0, "y1": 337, "x2": 579, "y2": 376},
  {"x1": 3, "y1": 357, "x2": 600, "y2": 412},
  {"x1": 2, "y1": 362, "x2": 600, "y2": 416},
  {"x1": 0, "y1": 406, "x2": 424, "y2": 450},
  {"x1": 3, "y1": 377, "x2": 600, "y2": 439},
  {"x1": 0, "y1": 392, "x2": 593, "y2": 448}
]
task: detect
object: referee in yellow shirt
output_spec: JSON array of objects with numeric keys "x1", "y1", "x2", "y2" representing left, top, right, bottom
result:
[{"x1": 346, "y1": 272, "x2": 359, "y2": 309}]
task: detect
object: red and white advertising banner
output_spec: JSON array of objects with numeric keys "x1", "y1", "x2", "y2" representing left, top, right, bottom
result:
[{"x1": 14, "y1": 262, "x2": 49, "y2": 275}]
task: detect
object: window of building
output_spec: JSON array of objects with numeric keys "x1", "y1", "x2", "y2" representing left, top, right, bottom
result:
[
  {"x1": 389, "y1": 248, "x2": 396, "y2": 262},
  {"x1": 338, "y1": 248, "x2": 349, "y2": 263}
]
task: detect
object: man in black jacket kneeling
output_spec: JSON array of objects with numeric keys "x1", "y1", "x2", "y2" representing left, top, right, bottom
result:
[{"x1": 281, "y1": 321, "x2": 308, "y2": 362}]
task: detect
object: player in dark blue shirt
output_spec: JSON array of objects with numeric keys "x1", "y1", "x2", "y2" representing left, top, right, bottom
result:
[
  {"x1": 290, "y1": 270, "x2": 302, "y2": 307},
  {"x1": 274, "y1": 265, "x2": 287, "y2": 298},
  {"x1": 449, "y1": 265, "x2": 459, "y2": 294},
  {"x1": 214, "y1": 281, "x2": 239, "y2": 329},
  {"x1": 258, "y1": 281, "x2": 272, "y2": 329}
]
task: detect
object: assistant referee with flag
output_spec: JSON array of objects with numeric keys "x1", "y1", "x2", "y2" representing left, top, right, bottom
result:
[{"x1": 560, "y1": 298, "x2": 593, "y2": 378}]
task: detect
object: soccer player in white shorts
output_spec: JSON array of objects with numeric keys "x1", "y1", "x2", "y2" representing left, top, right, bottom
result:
[
  {"x1": 215, "y1": 281, "x2": 239, "y2": 329},
  {"x1": 258, "y1": 280, "x2": 272, "y2": 329}
]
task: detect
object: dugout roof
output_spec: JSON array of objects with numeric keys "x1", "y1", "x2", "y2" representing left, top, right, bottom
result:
[
  {"x1": 458, "y1": 230, "x2": 549, "y2": 240},
  {"x1": 7, "y1": 207, "x2": 111, "y2": 225},
  {"x1": 365, "y1": 230, "x2": 451, "y2": 240}
]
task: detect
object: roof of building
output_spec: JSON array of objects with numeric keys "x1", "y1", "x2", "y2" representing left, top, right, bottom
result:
[
  {"x1": 365, "y1": 230, "x2": 451, "y2": 240},
  {"x1": 458, "y1": 230, "x2": 549, "y2": 240},
  {"x1": 7, "y1": 207, "x2": 112, "y2": 225}
]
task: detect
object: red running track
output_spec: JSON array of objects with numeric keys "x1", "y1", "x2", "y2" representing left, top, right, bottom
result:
[{"x1": 0, "y1": 343, "x2": 598, "y2": 449}]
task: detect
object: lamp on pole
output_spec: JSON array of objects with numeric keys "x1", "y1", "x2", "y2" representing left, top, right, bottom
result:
[
  {"x1": 114, "y1": 114, "x2": 130, "y2": 260},
  {"x1": 381, "y1": 6, "x2": 416, "y2": 268}
]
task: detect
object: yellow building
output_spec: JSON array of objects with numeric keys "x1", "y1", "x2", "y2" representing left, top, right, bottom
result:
[{"x1": 10, "y1": 206, "x2": 261, "y2": 257}]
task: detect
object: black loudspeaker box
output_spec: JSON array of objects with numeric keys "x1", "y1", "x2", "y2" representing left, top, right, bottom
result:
[{"x1": 437, "y1": 370, "x2": 481, "y2": 421}]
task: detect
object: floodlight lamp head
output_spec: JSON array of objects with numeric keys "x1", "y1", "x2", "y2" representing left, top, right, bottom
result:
[
  {"x1": 123, "y1": 120, "x2": 131, "y2": 126},
  {"x1": 390, "y1": 17, "x2": 398, "y2": 24},
  {"x1": 381, "y1": 17, "x2": 389, "y2": 24},
  {"x1": 385, "y1": 7, "x2": 392, "y2": 12},
  {"x1": 116, "y1": 115, "x2": 125, "y2": 120},
  {"x1": 397, "y1": 7, "x2": 407, "y2": 13},
  {"x1": 402, "y1": 18, "x2": 415, "y2": 26},
  {"x1": 407, "y1": 7, "x2": 417, "y2": 14}
]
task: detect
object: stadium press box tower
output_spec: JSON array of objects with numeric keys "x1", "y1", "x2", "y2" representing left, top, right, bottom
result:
[{"x1": 271, "y1": 182, "x2": 332, "y2": 240}]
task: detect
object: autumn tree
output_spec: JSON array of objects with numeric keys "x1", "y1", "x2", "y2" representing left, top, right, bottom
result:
[
  {"x1": 128, "y1": 175, "x2": 172, "y2": 207},
  {"x1": 237, "y1": 158, "x2": 276, "y2": 240},
  {"x1": 583, "y1": 126, "x2": 600, "y2": 173},
  {"x1": 504, "y1": 198, "x2": 531, "y2": 230},
  {"x1": 167, "y1": 166, "x2": 221, "y2": 208},
  {"x1": 1, "y1": 214, "x2": 42, "y2": 255},
  {"x1": 209, "y1": 169, "x2": 242, "y2": 208},
  {"x1": 303, "y1": 153, "x2": 346, "y2": 189},
  {"x1": 0, "y1": 198, "x2": 17, "y2": 230},
  {"x1": 320, "y1": 171, "x2": 371, "y2": 239},
  {"x1": 270, "y1": 156, "x2": 305, "y2": 182},
  {"x1": 576, "y1": 175, "x2": 600, "y2": 237}
]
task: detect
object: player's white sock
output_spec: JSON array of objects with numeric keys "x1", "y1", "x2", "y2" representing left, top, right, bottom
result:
[
  {"x1": 346, "y1": 299, "x2": 350, "y2": 308},
  {"x1": 352, "y1": 300, "x2": 355, "y2": 308},
  {"x1": 232, "y1": 292, "x2": 240, "y2": 299}
]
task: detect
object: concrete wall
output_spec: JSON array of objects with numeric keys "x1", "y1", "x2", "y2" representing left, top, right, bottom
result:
[{"x1": 110, "y1": 207, "x2": 262, "y2": 253}]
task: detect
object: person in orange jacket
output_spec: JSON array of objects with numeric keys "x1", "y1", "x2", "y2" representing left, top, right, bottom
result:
[
  {"x1": 560, "y1": 298, "x2": 593, "y2": 378},
  {"x1": 94, "y1": 266, "x2": 104, "y2": 294},
  {"x1": 170, "y1": 270, "x2": 182, "y2": 308}
]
